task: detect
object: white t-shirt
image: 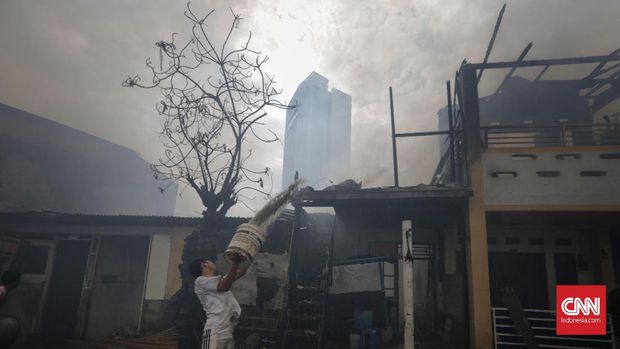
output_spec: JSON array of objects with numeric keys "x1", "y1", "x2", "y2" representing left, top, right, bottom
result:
[{"x1": 194, "y1": 276, "x2": 241, "y2": 334}]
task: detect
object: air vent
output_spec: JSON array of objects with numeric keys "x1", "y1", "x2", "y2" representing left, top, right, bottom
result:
[
  {"x1": 555, "y1": 238, "x2": 572, "y2": 246},
  {"x1": 536, "y1": 171, "x2": 560, "y2": 177},
  {"x1": 600, "y1": 153, "x2": 620, "y2": 159},
  {"x1": 505, "y1": 237, "x2": 520, "y2": 245},
  {"x1": 511, "y1": 154, "x2": 537, "y2": 161},
  {"x1": 556, "y1": 153, "x2": 582, "y2": 160},
  {"x1": 528, "y1": 238, "x2": 544, "y2": 245},
  {"x1": 580, "y1": 171, "x2": 606, "y2": 177},
  {"x1": 491, "y1": 171, "x2": 517, "y2": 178}
]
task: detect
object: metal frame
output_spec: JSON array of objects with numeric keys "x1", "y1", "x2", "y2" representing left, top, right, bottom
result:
[
  {"x1": 75, "y1": 235, "x2": 101, "y2": 338},
  {"x1": 480, "y1": 122, "x2": 620, "y2": 148},
  {"x1": 389, "y1": 85, "x2": 465, "y2": 187},
  {"x1": 21, "y1": 239, "x2": 56, "y2": 334},
  {"x1": 468, "y1": 54, "x2": 620, "y2": 70},
  {"x1": 492, "y1": 307, "x2": 616, "y2": 349}
]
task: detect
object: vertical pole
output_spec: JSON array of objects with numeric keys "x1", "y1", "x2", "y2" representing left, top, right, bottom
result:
[
  {"x1": 477, "y1": 3, "x2": 506, "y2": 84},
  {"x1": 561, "y1": 125, "x2": 567, "y2": 146},
  {"x1": 137, "y1": 234, "x2": 154, "y2": 336},
  {"x1": 447, "y1": 80, "x2": 456, "y2": 183},
  {"x1": 390, "y1": 87, "x2": 400, "y2": 187},
  {"x1": 402, "y1": 220, "x2": 414, "y2": 349},
  {"x1": 460, "y1": 66, "x2": 493, "y2": 349},
  {"x1": 484, "y1": 128, "x2": 489, "y2": 148},
  {"x1": 595, "y1": 230, "x2": 617, "y2": 291}
]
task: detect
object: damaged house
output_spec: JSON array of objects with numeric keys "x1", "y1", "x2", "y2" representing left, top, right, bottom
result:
[
  {"x1": 288, "y1": 51, "x2": 620, "y2": 348},
  {"x1": 0, "y1": 211, "x2": 296, "y2": 347},
  {"x1": 0, "y1": 105, "x2": 298, "y2": 347}
]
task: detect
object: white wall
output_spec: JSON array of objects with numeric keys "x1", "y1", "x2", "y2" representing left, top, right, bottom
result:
[
  {"x1": 483, "y1": 148, "x2": 620, "y2": 205},
  {"x1": 144, "y1": 234, "x2": 171, "y2": 300}
]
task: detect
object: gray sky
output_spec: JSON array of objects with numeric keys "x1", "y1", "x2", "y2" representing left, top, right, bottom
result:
[{"x1": 1, "y1": 0, "x2": 619, "y2": 217}]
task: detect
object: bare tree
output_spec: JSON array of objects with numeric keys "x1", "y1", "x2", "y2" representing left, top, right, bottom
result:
[{"x1": 123, "y1": 3, "x2": 290, "y2": 218}]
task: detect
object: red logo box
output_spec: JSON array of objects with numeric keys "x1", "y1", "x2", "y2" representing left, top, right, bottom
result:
[{"x1": 556, "y1": 285, "x2": 606, "y2": 335}]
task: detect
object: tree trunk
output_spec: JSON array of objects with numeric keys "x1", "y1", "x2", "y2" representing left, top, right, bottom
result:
[{"x1": 175, "y1": 217, "x2": 223, "y2": 349}]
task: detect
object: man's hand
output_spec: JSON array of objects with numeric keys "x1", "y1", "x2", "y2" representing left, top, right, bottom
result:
[
  {"x1": 234, "y1": 267, "x2": 247, "y2": 281},
  {"x1": 217, "y1": 252, "x2": 245, "y2": 292},
  {"x1": 228, "y1": 252, "x2": 244, "y2": 265}
]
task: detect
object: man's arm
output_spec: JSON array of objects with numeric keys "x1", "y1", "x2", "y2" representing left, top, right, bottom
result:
[
  {"x1": 234, "y1": 268, "x2": 247, "y2": 281},
  {"x1": 216, "y1": 253, "x2": 244, "y2": 292},
  {"x1": 216, "y1": 264, "x2": 239, "y2": 292}
]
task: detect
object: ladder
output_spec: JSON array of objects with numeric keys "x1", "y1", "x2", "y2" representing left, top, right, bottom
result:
[{"x1": 280, "y1": 211, "x2": 335, "y2": 349}]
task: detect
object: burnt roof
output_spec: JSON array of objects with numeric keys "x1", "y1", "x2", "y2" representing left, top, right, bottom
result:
[
  {"x1": 0, "y1": 211, "x2": 248, "y2": 227},
  {"x1": 295, "y1": 184, "x2": 471, "y2": 208}
]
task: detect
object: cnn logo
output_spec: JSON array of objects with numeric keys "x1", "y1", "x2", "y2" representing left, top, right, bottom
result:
[
  {"x1": 560, "y1": 297, "x2": 600, "y2": 316},
  {"x1": 556, "y1": 285, "x2": 606, "y2": 335}
]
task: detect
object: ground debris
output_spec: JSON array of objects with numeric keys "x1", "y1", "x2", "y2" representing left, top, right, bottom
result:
[{"x1": 63, "y1": 328, "x2": 178, "y2": 349}]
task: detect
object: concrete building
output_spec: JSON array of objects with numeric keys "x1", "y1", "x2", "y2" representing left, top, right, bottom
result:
[
  {"x1": 0, "y1": 212, "x2": 294, "y2": 345},
  {"x1": 292, "y1": 186, "x2": 470, "y2": 348},
  {"x1": 0, "y1": 103, "x2": 177, "y2": 215},
  {"x1": 0, "y1": 212, "x2": 199, "y2": 343},
  {"x1": 293, "y1": 52, "x2": 620, "y2": 349},
  {"x1": 282, "y1": 72, "x2": 352, "y2": 189},
  {"x1": 450, "y1": 58, "x2": 620, "y2": 349}
]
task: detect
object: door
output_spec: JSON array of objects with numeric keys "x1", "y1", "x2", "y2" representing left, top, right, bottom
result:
[
  {"x1": 85, "y1": 236, "x2": 150, "y2": 339},
  {"x1": 554, "y1": 253, "x2": 579, "y2": 285},
  {"x1": 41, "y1": 239, "x2": 90, "y2": 342},
  {"x1": 2, "y1": 240, "x2": 55, "y2": 334},
  {"x1": 489, "y1": 252, "x2": 549, "y2": 309}
]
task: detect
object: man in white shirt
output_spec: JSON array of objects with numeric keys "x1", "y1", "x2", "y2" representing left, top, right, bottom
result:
[
  {"x1": 189, "y1": 256, "x2": 246, "y2": 349},
  {"x1": 0, "y1": 270, "x2": 21, "y2": 348},
  {"x1": 0, "y1": 270, "x2": 20, "y2": 303}
]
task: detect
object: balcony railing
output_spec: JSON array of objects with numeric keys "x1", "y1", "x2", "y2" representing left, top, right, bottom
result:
[
  {"x1": 481, "y1": 123, "x2": 620, "y2": 148},
  {"x1": 492, "y1": 307, "x2": 616, "y2": 349}
]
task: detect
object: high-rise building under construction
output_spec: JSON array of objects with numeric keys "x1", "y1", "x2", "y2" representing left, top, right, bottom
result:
[{"x1": 282, "y1": 72, "x2": 351, "y2": 189}]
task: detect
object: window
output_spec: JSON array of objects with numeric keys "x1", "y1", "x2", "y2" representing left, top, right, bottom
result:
[
  {"x1": 505, "y1": 237, "x2": 520, "y2": 245},
  {"x1": 580, "y1": 171, "x2": 606, "y2": 177},
  {"x1": 536, "y1": 171, "x2": 560, "y2": 177},
  {"x1": 12, "y1": 244, "x2": 49, "y2": 275},
  {"x1": 600, "y1": 153, "x2": 620, "y2": 159}
]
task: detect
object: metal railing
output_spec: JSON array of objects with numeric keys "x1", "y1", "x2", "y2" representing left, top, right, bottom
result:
[
  {"x1": 492, "y1": 307, "x2": 616, "y2": 349},
  {"x1": 431, "y1": 126, "x2": 465, "y2": 186},
  {"x1": 481, "y1": 123, "x2": 620, "y2": 148}
]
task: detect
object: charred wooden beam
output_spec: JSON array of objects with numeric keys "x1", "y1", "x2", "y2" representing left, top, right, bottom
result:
[
  {"x1": 467, "y1": 54, "x2": 620, "y2": 70},
  {"x1": 395, "y1": 130, "x2": 461, "y2": 138},
  {"x1": 533, "y1": 65, "x2": 550, "y2": 82},
  {"x1": 587, "y1": 47, "x2": 620, "y2": 78},
  {"x1": 477, "y1": 3, "x2": 507, "y2": 84},
  {"x1": 447, "y1": 80, "x2": 457, "y2": 183},
  {"x1": 389, "y1": 87, "x2": 399, "y2": 188},
  {"x1": 585, "y1": 70, "x2": 620, "y2": 97},
  {"x1": 593, "y1": 61, "x2": 620, "y2": 77},
  {"x1": 494, "y1": 42, "x2": 533, "y2": 94},
  {"x1": 533, "y1": 77, "x2": 620, "y2": 87}
]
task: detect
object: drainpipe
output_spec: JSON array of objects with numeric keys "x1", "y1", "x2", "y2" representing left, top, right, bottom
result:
[{"x1": 402, "y1": 220, "x2": 414, "y2": 348}]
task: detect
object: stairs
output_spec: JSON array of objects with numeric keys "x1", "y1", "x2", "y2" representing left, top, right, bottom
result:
[{"x1": 280, "y1": 213, "x2": 335, "y2": 349}]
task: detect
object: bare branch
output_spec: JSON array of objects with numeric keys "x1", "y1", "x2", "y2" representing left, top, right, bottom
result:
[{"x1": 123, "y1": 6, "x2": 286, "y2": 218}]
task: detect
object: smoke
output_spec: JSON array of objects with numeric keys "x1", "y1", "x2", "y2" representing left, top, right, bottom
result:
[{"x1": 1, "y1": 0, "x2": 619, "y2": 216}]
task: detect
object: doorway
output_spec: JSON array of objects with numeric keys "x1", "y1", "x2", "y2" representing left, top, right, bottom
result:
[
  {"x1": 3, "y1": 240, "x2": 55, "y2": 334},
  {"x1": 41, "y1": 239, "x2": 90, "y2": 342},
  {"x1": 489, "y1": 252, "x2": 549, "y2": 309}
]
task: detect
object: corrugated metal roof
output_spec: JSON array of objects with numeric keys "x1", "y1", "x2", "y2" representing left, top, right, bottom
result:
[
  {"x1": 295, "y1": 184, "x2": 471, "y2": 207},
  {"x1": 0, "y1": 211, "x2": 249, "y2": 227}
]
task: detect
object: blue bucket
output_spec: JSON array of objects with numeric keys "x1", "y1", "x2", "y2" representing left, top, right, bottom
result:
[{"x1": 354, "y1": 310, "x2": 373, "y2": 332}]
